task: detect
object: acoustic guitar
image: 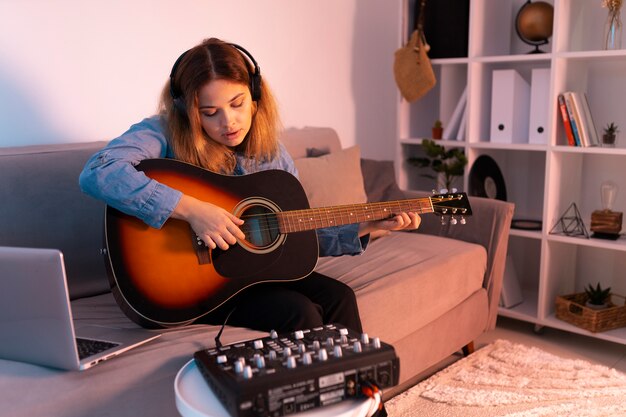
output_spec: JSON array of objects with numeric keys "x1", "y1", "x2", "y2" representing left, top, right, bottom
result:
[{"x1": 104, "y1": 158, "x2": 472, "y2": 328}]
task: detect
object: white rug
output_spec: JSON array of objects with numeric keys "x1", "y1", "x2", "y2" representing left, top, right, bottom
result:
[{"x1": 385, "y1": 339, "x2": 626, "y2": 417}]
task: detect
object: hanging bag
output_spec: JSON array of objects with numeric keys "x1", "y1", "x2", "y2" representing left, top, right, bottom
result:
[{"x1": 393, "y1": 0, "x2": 436, "y2": 102}]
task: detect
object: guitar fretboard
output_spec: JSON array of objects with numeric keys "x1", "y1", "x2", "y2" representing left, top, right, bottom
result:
[{"x1": 276, "y1": 198, "x2": 434, "y2": 233}]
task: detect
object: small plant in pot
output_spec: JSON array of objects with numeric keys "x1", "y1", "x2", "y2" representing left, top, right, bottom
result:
[
  {"x1": 602, "y1": 122, "x2": 619, "y2": 147},
  {"x1": 432, "y1": 120, "x2": 443, "y2": 140},
  {"x1": 584, "y1": 282, "x2": 612, "y2": 310}
]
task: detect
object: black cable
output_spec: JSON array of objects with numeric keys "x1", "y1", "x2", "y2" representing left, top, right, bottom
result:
[{"x1": 214, "y1": 307, "x2": 236, "y2": 348}]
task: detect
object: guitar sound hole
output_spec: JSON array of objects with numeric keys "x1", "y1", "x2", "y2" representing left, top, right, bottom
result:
[{"x1": 239, "y1": 205, "x2": 280, "y2": 249}]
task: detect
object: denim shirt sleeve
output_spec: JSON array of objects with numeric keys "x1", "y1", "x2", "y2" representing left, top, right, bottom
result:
[
  {"x1": 269, "y1": 143, "x2": 368, "y2": 257},
  {"x1": 78, "y1": 116, "x2": 182, "y2": 229}
]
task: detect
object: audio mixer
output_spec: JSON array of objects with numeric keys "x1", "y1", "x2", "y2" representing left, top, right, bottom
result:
[{"x1": 194, "y1": 324, "x2": 399, "y2": 417}]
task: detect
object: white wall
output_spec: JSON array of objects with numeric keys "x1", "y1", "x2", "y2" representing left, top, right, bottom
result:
[{"x1": 0, "y1": 0, "x2": 400, "y2": 159}]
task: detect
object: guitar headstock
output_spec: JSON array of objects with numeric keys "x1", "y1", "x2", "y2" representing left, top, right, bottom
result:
[{"x1": 430, "y1": 192, "x2": 472, "y2": 225}]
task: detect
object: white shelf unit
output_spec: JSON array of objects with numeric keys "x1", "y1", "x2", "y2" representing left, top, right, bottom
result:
[{"x1": 397, "y1": 0, "x2": 626, "y2": 346}]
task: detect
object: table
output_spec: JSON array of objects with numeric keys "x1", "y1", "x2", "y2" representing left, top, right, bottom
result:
[{"x1": 174, "y1": 359, "x2": 378, "y2": 417}]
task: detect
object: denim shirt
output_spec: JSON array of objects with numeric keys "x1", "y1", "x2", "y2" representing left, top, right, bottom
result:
[{"x1": 78, "y1": 115, "x2": 368, "y2": 257}]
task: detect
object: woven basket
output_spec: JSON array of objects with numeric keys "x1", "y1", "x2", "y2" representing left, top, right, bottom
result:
[{"x1": 555, "y1": 292, "x2": 626, "y2": 333}]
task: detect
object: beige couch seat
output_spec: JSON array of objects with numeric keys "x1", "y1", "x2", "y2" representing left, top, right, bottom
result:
[{"x1": 316, "y1": 232, "x2": 486, "y2": 343}]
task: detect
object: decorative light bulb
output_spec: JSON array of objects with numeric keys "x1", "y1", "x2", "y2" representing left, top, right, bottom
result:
[{"x1": 601, "y1": 181, "x2": 618, "y2": 211}]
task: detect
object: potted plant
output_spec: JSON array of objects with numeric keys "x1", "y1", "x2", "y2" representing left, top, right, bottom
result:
[
  {"x1": 602, "y1": 122, "x2": 619, "y2": 147},
  {"x1": 584, "y1": 282, "x2": 612, "y2": 310},
  {"x1": 408, "y1": 139, "x2": 467, "y2": 191},
  {"x1": 432, "y1": 120, "x2": 443, "y2": 139}
]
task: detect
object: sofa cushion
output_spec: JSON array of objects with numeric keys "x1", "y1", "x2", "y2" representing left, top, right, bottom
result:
[
  {"x1": 360, "y1": 158, "x2": 405, "y2": 203},
  {"x1": 294, "y1": 146, "x2": 367, "y2": 208},
  {"x1": 0, "y1": 142, "x2": 111, "y2": 300},
  {"x1": 315, "y1": 231, "x2": 487, "y2": 343}
]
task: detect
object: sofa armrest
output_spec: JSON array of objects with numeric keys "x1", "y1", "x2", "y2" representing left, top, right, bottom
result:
[{"x1": 404, "y1": 190, "x2": 515, "y2": 330}]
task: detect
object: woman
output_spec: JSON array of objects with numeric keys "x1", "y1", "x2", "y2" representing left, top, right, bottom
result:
[{"x1": 79, "y1": 38, "x2": 420, "y2": 333}]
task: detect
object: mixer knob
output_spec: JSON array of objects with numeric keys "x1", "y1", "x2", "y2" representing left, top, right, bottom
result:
[
  {"x1": 234, "y1": 360, "x2": 244, "y2": 373},
  {"x1": 312, "y1": 340, "x2": 321, "y2": 350},
  {"x1": 333, "y1": 345, "x2": 343, "y2": 358},
  {"x1": 253, "y1": 339, "x2": 264, "y2": 350},
  {"x1": 283, "y1": 347, "x2": 292, "y2": 357},
  {"x1": 340, "y1": 335, "x2": 348, "y2": 345},
  {"x1": 268, "y1": 350, "x2": 277, "y2": 361},
  {"x1": 353, "y1": 341, "x2": 362, "y2": 353},
  {"x1": 270, "y1": 330, "x2": 278, "y2": 339},
  {"x1": 216, "y1": 354, "x2": 227, "y2": 364},
  {"x1": 361, "y1": 333, "x2": 370, "y2": 345},
  {"x1": 318, "y1": 348, "x2": 328, "y2": 361},
  {"x1": 373, "y1": 337, "x2": 381, "y2": 349},
  {"x1": 294, "y1": 330, "x2": 304, "y2": 340},
  {"x1": 286, "y1": 356, "x2": 297, "y2": 369},
  {"x1": 297, "y1": 343, "x2": 306, "y2": 353},
  {"x1": 255, "y1": 355, "x2": 266, "y2": 369},
  {"x1": 325, "y1": 337, "x2": 334, "y2": 347},
  {"x1": 302, "y1": 352, "x2": 313, "y2": 365},
  {"x1": 242, "y1": 365, "x2": 253, "y2": 379},
  {"x1": 339, "y1": 328, "x2": 349, "y2": 336}
]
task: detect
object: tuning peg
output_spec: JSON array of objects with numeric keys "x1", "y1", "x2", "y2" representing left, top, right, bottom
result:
[
  {"x1": 460, "y1": 216, "x2": 467, "y2": 225},
  {"x1": 439, "y1": 188, "x2": 448, "y2": 194},
  {"x1": 440, "y1": 216, "x2": 446, "y2": 226},
  {"x1": 450, "y1": 216, "x2": 458, "y2": 225},
  {"x1": 451, "y1": 188, "x2": 458, "y2": 193},
  {"x1": 432, "y1": 189, "x2": 438, "y2": 195}
]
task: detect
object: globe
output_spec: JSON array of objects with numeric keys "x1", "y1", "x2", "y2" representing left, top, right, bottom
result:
[{"x1": 515, "y1": 1, "x2": 554, "y2": 53}]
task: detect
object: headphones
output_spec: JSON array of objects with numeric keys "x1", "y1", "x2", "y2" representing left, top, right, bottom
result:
[{"x1": 169, "y1": 42, "x2": 262, "y2": 112}]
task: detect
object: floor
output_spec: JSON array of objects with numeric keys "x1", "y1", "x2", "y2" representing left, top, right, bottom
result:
[
  {"x1": 476, "y1": 316, "x2": 626, "y2": 373},
  {"x1": 385, "y1": 316, "x2": 626, "y2": 400}
]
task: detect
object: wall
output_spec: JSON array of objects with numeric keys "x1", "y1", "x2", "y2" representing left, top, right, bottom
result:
[{"x1": 0, "y1": 0, "x2": 400, "y2": 159}]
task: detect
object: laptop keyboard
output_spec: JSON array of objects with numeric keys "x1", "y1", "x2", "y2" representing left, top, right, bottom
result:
[{"x1": 76, "y1": 337, "x2": 121, "y2": 360}]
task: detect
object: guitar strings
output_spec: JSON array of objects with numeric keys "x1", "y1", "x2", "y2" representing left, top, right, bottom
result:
[{"x1": 236, "y1": 199, "x2": 467, "y2": 235}]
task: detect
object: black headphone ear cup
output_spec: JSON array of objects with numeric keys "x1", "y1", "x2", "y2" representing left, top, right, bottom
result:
[
  {"x1": 250, "y1": 74, "x2": 262, "y2": 102},
  {"x1": 172, "y1": 97, "x2": 186, "y2": 114}
]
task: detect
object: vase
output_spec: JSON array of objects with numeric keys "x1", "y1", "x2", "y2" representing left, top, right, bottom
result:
[
  {"x1": 603, "y1": 8, "x2": 623, "y2": 50},
  {"x1": 602, "y1": 133, "x2": 617, "y2": 147}
]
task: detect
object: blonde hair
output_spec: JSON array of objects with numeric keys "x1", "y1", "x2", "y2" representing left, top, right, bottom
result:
[{"x1": 159, "y1": 38, "x2": 281, "y2": 174}]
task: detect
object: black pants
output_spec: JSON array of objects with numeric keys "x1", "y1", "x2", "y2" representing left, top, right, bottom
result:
[{"x1": 200, "y1": 272, "x2": 363, "y2": 333}]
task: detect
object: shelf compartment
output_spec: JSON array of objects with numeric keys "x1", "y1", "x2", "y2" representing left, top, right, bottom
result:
[
  {"x1": 470, "y1": 60, "x2": 552, "y2": 144},
  {"x1": 470, "y1": 0, "x2": 555, "y2": 57},
  {"x1": 402, "y1": 63, "x2": 468, "y2": 140},
  {"x1": 541, "y1": 241, "x2": 626, "y2": 320},
  {"x1": 553, "y1": 57, "x2": 626, "y2": 150},
  {"x1": 555, "y1": 0, "x2": 626, "y2": 53},
  {"x1": 467, "y1": 148, "x2": 545, "y2": 222},
  {"x1": 546, "y1": 152, "x2": 626, "y2": 238}
]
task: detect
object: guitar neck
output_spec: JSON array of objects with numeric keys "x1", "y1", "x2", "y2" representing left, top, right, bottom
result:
[{"x1": 277, "y1": 198, "x2": 434, "y2": 233}]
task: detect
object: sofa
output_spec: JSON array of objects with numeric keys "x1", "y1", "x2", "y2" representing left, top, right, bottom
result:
[{"x1": 0, "y1": 126, "x2": 514, "y2": 417}]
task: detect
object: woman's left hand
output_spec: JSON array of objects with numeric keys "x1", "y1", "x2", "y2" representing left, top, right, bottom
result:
[{"x1": 358, "y1": 212, "x2": 421, "y2": 237}]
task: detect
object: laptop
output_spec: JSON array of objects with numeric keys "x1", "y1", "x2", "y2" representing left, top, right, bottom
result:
[{"x1": 0, "y1": 246, "x2": 161, "y2": 371}]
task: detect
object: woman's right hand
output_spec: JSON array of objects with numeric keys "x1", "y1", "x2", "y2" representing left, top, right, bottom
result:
[{"x1": 171, "y1": 194, "x2": 245, "y2": 250}]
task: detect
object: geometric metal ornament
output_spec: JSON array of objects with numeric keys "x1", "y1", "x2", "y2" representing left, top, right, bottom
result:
[{"x1": 549, "y1": 202, "x2": 589, "y2": 238}]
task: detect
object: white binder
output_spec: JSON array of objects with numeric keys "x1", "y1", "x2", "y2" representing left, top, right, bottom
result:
[
  {"x1": 500, "y1": 255, "x2": 524, "y2": 308},
  {"x1": 490, "y1": 69, "x2": 530, "y2": 143},
  {"x1": 528, "y1": 68, "x2": 550, "y2": 144}
]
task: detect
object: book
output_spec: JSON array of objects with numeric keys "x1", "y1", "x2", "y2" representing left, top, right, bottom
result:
[
  {"x1": 563, "y1": 92, "x2": 583, "y2": 146},
  {"x1": 581, "y1": 92, "x2": 600, "y2": 147},
  {"x1": 569, "y1": 91, "x2": 596, "y2": 147},
  {"x1": 456, "y1": 107, "x2": 467, "y2": 141},
  {"x1": 443, "y1": 86, "x2": 467, "y2": 140},
  {"x1": 557, "y1": 94, "x2": 576, "y2": 146}
]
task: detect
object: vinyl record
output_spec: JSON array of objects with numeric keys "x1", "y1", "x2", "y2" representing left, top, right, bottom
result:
[{"x1": 469, "y1": 155, "x2": 507, "y2": 201}]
